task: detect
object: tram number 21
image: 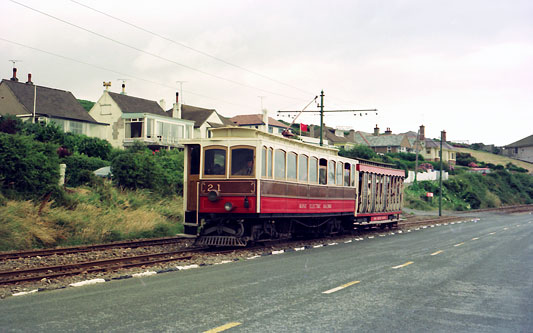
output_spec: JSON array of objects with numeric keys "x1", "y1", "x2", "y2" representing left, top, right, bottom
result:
[{"x1": 206, "y1": 183, "x2": 221, "y2": 192}]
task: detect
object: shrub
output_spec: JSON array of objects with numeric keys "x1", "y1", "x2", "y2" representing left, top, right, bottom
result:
[
  {"x1": 0, "y1": 133, "x2": 60, "y2": 198},
  {"x1": 63, "y1": 133, "x2": 112, "y2": 160},
  {"x1": 61, "y1": 153, "x2": 109, "y2": 187}
]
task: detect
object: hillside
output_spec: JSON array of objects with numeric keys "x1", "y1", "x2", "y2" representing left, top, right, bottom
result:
[{"x1": 457, "y1": 147, "x2": 533, "y2": 173}]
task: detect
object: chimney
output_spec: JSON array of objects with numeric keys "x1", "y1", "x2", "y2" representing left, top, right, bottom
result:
[
  {"x1": 26, "y1": 73, "x2": 33, "y2": 85},
  {"x1": 121, "y1": 83, "x2": 126, "y2": 95},
  {"x1": 172, "y1": 92, "x2": 181, "y2": 119},
  {"x1": 10, "y1": 68, "x2": 18, "y2": 82},
  {"x1": 373, "y1": 124, "x2": 379, "y2": 136},
  {"x1": 385, "y1": 127, "x2": 392, "y2": 135},
  {"x1": 419, "y1": 125, "x2": 425, "y2": 141},
  {"x1": 441, "y1": 130, "x2": 446, "y2": 143},
  {"x1": 262, "y1": 109, "x2": 269, "y2": 132},
  {"x1": 159, "y1": 99, "x2": 166, "y2": 111}
]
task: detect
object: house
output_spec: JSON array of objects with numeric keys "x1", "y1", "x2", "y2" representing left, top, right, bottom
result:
[
  {"x1": 177, "y1": 102, "x2": 234, "y2": 138},
  {"x1": 0, "y1": 69, "x2": 106, "y2": 137},
  {"x1": 408, "y1": 125, "x2": 456, "y2": 165},
  {"x1": 230, "y1": 111, "x2": 287, "y2": 135},
  {"x1": 89, "y1": 84, "x2": 194, "y2": 149},
  {"x1": 364, "y1": 125, "x2": 412, "y2": 153},
  {"x1": 502, "y1": 134, "x2": 533, "y2": 163}
]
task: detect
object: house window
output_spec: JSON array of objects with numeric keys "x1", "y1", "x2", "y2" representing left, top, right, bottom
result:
[
  {"x1": 204, "y1": 147, "x2": 226, "y2": 176},
  {"x1": 146, "y1": 119, "x2": 153, "y2": 138},
  {"x1": 298, "y1": 155, "x2": 308, "y2": 182},
  {"x1": 274, "y1": 149, "x2": 286, "y2": 180},
  {"x1": 426, "y1": 149, "x2": 431, "y2": 154},
  {"x1": 387, "y1": 146, "x2": 392, "y2": 153},
  {"x1": 309, "y1": 157, "x2": 318, "y2": 184},
  {"x1": 278, "y1": 128, "x2": 283, "y2": 134},
  {"x1": 69, "y1": 121, "x2": 83, "y2": 135},
  {"x1": 268, "y1": 126, "x2": 273, "y2": 133}
]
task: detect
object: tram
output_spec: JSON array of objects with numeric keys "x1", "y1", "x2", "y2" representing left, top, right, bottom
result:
[{"x1": 182, "y1": 127, "x2": 404, "y2": 246}]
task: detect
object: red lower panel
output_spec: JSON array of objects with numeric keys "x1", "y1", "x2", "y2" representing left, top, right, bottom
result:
[
  {"x1": 199, "y1": 196, "x2": 256, "y2": 214},
  {"x1": 357, "y1": 211, "x2": 402, "y2": 220},
  {"x1": 260, "y1": 197, "x2": 355, "y2": 214}
]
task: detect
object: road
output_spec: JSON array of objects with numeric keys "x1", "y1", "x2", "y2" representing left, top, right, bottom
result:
[{"x1": 1, "y1": 213, "x2": 531, "y2": 332}]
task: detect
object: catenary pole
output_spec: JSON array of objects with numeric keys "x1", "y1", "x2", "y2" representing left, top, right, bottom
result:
[{"x1": 439, "y1": 130, "x2": 443, "y2": 216}]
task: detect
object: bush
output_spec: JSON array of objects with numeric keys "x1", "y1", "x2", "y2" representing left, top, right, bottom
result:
[
  {"x1": 61, "y1": 153, "x2": 109, "y2": 187},
  {"x1": 0, "y1": 133, "x2": 60, "y2": 198},
  {"x1": 339, "y1": 145, "x2": 377, "y2": 160},
  {"x1": 63, "y1": 133, "x2": 112, "y2": 160}
]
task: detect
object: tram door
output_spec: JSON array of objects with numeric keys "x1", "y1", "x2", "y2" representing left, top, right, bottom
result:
[{"x1": 187, "y1": 145, "x2": 201, "y2": 211}]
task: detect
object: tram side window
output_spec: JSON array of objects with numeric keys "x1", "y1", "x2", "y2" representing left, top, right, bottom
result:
[
  {"x1": 287, "y1": 152, "x2": 297, "y2": 180},
  {"x1": 274, "y1": 149, "x2": 286, "y2": 180},
  {"x1": 231, "y1": 147, "x2": 255, "y2": 176},
  {"x1": 261, "y1": 146, "x2": 267, "y2": 178},
  {"x1": 204, "y1": 148, "x2": 226, "y2": 175},
  {"x1": 319, "y1": 158, "x2": 327, "y2": 185},
  {"x1": 189, "y1": 145, "x2": 200, "y2": 175},
  {"x1": 336, "y1": 162, "x2": 343, "y2": 185},
  {"x1": 299, "y1": 155, "x2": 308, "y2": 182},
  {"x1": 309, "y1": 157, "x2": 318, "y2": 184},
  {"x1": 351, "y1": 164, "x2": 356, "y2": 187},
  {"x1": 344, "y1": 163, "x2": 350, "y2": 186},
  {"x1": 328, "y1": 160, "x2": 335, "y2": 185},
  {"x1": 268, "y1": 148, "x2": 273, "y2": 178}
]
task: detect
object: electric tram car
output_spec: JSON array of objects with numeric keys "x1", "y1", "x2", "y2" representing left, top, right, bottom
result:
[{"x1": 182, "y1": 127, "x2": 405, "y2": 246}]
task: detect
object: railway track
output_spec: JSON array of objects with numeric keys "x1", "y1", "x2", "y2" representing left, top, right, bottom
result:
[
  {"x1": 0, "y1": 248, "x2": 206, "y2": 285},
  {"x1": 0, "y1": 235, "x2": 191, "y2": 260}
]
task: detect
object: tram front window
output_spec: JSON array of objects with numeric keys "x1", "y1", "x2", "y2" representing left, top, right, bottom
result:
[
  {"x1": 204, "y1": 148, "x2": 226, "y2": 175},
  {"x1": 231, "y1": 148, "x2": 255, "y2": 176}
]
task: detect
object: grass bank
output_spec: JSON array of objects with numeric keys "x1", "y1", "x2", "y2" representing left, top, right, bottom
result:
[
  {"x1": 404, "y1": 170, "x2": 533, "y2": 211},
  {"x1": 0, "y1": 184, "x2": 184, "y2": 251}
]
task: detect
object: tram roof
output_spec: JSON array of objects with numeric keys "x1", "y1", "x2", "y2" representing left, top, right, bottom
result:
[{"x1": 183, "y1": 127, "x2": 340, "y2": 156}]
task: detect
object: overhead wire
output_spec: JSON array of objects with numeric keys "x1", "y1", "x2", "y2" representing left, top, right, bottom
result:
[
  {"x1": 9, "y1": 0, "x2": 308, "y2": 103},
  {"x1": 0, "y1": 37, "x2": 255, "y2": 109},
  {"x1": 70, "y1": 0, "x2": 315, "y2": 97}
]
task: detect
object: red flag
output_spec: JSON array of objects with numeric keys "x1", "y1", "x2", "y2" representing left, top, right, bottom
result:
[{"x1": 300, "y1": 123, "x2": 308, "y2": 132}]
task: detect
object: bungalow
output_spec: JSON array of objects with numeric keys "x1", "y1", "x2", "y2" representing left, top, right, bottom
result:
[
  {"x1": 0, "y1": 69, "x2": 106, "y2": 137},
  {"x1": 230, "y1": 111, "x2": 287, "y2": 135},
  {"x1": 502, "y1": 134, "x2": 533, "y2": 163},
  {"x1": 408, "y1": 125, "x2": 456, "y2": 165},
  {"x1": 177, "y1": 102, "x2": 234, "y2": 139},
  {"x1": 89, "y1": 84, "x2": 194, "y2": 149}
]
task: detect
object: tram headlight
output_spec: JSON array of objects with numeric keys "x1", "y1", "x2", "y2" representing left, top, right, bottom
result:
[
  {"x1": 207, "y1": 190, "x2": 221, "y2": 202},
  {"x1": 224, "y1": 202, "x2": 233, "y2": 211}
]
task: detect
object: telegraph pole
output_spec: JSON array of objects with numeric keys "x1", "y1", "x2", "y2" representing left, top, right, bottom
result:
[
  {"x1": 278, "y1": 90, "x2": 377, "y2": 146},
  {"x1": 439, "y1": 130, "x2": 444, "y2": 216}
]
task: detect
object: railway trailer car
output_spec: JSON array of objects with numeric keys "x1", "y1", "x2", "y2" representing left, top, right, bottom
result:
[{"x1": 182, "y1": 127, "x2": 404, "y2": 246}]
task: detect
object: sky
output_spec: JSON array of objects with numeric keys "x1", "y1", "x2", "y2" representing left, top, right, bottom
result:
[{"x1": 1, "y1": 0, "x2": 532, "y2": 146}]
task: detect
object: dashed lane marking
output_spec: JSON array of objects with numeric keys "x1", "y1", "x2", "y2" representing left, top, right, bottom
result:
[
  {"x1": 392, "y1": 261, "x2": 414, "y2": 269},
  {"x1": 454, "y1": 242, "x2": 465, "y2": 247},
  {"x1": 489, "y1": 232, "x2": 496, "y2": 235},
  {"x1": 503, "y1": 227, "x2": 508, "y2": 230},
  {"x1": 430, "y1": 250, "x2": 443, "y2": 256},
  {"x1": 204, "y1": 322, "x2": 242, "y2": 333},
  {"x1": 471, "y1": 237, "x2": 479, "y2": 241},
  {"x1": 322, "y1": 280, "x2": 360, "y2": 294}
]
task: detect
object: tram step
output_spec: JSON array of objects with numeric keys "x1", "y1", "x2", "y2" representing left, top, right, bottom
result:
[{"x1": 195, "y1": 236, "x2": 247, "y2": 247}]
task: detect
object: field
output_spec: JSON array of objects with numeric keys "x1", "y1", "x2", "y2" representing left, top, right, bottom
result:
[{"x1": 457, "y1": 147, "x2": 533, "y2": 173}]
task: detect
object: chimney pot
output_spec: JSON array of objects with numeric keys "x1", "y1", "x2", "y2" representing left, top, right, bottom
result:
[
  {"x1": 10, "y1": 68, "x2": 18, "y2": 82},
  {"x1": 419, "y1": 125, "x2": 425, "y2": 141},
  {"x1": 121, "y1": 83, "x2": 126, "y2": 95},
  {"x1": 26, "y1": 73, "x2": 33, "y2": 85},
  {"x1": 373, "y1": 124, "x2": 380, "y2": 136},
  {"x1": 441, "y1": 130, "x2": 447, "y2": 143}
]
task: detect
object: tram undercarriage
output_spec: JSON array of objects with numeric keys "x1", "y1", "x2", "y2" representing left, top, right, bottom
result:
[{"x1": 194, "y1": 213, "x2": 399, "y2": 247}]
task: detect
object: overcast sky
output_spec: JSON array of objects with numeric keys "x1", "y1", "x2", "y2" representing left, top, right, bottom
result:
[{"x1": 1, "y1": 0, "x2": 532, "y2": 145}]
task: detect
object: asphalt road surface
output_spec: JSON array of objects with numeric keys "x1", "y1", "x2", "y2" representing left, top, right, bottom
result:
[{"x1": 1, "y1": 212, "x2": 531, "y2": 332}]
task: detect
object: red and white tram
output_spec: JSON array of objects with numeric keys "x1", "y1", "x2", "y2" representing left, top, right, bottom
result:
[{"x1": 183, "y1": 127, "x2": 404, "y2": 246}]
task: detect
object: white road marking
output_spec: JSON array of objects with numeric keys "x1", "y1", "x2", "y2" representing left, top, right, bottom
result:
[
  {"x1": 204, "y1": 322, "x2": 241, "y2": 333},
  {"x1": 471, "y1": 237, "x2": 479, "y2": 241},
  {"x1": 430, "y1": 250, "x2": 443, "y2": 256},
  {"x1": 454, "y1": 242, "x2": 465, "y2": 247},
  {"x1": 322, "y1": 280, "x2": 360, "y2": 294},
  {"x1": 392, "y1": 261, "x2": 414, "y2": 269}
]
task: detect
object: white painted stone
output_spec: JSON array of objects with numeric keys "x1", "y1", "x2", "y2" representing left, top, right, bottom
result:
[
  {"x1": 13, "y1": 289, "x2": 38, "y2": 296},
  {"x1": 69, "y1": 279, "x2": 106, "y2": 287},
  {"x1": 132, "y1": 271, "x2": 157, "y2": 278}
]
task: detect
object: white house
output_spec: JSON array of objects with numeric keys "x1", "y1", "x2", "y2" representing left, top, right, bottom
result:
[{"x1": 89, "y1": 85, "x2": 194, "y2": 149}]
